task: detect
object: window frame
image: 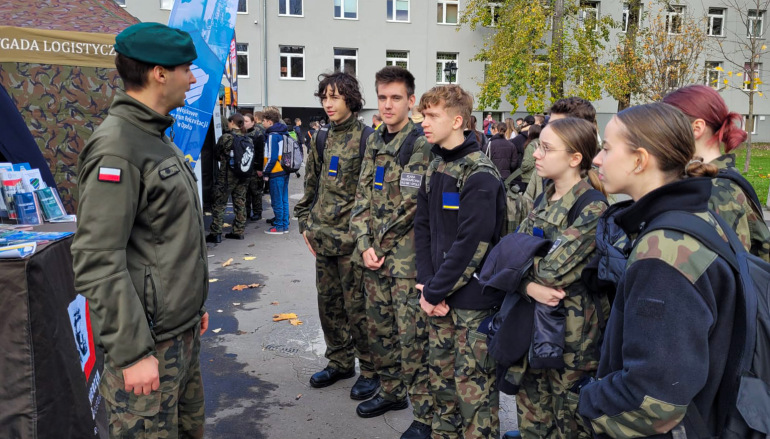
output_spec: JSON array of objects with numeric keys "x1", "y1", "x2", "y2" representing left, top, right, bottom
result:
[
  {"x1": 621, "y1": 2, "x2": 642, "y2": 33},
  {"x1": 236, "y1": 43, "x2": 249, "y2": 78},
  {"x1": 744, "y1": 62, "x2": 762, "y2": 91},
  {"x1": 278, "y1": 0, "x2": 304, "y2": 17},
  {"x1": 748, "y1": 10, "x2": 765, "y2": 39},
  {"x1": 436, "y1": 52, "x2": 459, "y2": 84},
  {"x1": 437, "y1": 0, "x2": 460, "y2": 25},
  {"x1": 334, "y1": 48, "x2": 359, "y2": 76},
  {"x1": 387, "y1": 0, "x2": 410, "y2": 22},
  {"x1": 578, "y1": 1, "x2": 600, "y2": 31},
  {"x1": 237, "y1": 0, "x2": 247, "y2": 14},
  {"x1": 334, "y1": 0, "x2": 358, "y2": 20},
  {"x1": 666, "y1": 5, "x2": 685, "y2": 35},
  {"x1": 279, "y1": 45, "x2": 305, "y2": 81},
  {"x1": 486, "y1": 2, "x2": 503, "y2": 27},
  {"x1": 386, "y1": 50, "x2": 410, "y2": 70},
  {"x1": 705, "y1": 61, "x2": 723, "y2": 90},
  {"x1": 158, "y1": 0, "x2": 171, "y2": 10},
  {"x1": 707, "y1": 8, "x2": 726, "y2": 37},
  {"x1": 743, "y1": 115, "x2": 759, "y2": 134}
]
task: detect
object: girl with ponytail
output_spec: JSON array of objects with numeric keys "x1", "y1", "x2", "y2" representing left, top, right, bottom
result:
[
  {"x1": 513, "y1": 117, "x2": 609, "y2": 438},
  {"x1": 663, "y1": 84, "x2": 770, "y2": 261},
  {"x1": 577, "y1": 103, "x2": 739, "y2": 438}
]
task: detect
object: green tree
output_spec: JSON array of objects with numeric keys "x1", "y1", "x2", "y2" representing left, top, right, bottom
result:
[{"x1": 462, "y1": 0, "x2": 613, "y2": 113}]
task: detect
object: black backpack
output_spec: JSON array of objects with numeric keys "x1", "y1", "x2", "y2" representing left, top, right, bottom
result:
[
  {"x1": 642, "y1": 211, "x2": 770, "y2": 438},
  {"x1": 315, "y1": 124, "x2": 375, "y2": 160},
  {"x1": 229, "y1": 133, "x2": 255, "y2": 178}
]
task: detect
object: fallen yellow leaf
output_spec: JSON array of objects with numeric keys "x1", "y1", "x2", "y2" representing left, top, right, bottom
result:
[
  {"x1": 289, "y1": 318, "x2": 304, "y2": 326},
  {"x1": 270, "y1": 301, "x2": 279, "y2": 305},
  {"x1": 232, "y1": 285, "x2": 249, "y2": 291},
  {"x1": 244, "y1": 256, "x2": 256, "y2": 261},
  {"x1": 209, "y1": 278, "x2": 219, "y2": 283},
  {"x1": 222, "y1": 258, "x2": 233, "y2": 267},
  {"x1": 223, "y1": 223, "x2": 231, "y2": 228},
  {"x1": 273, "y1": 313, "x2": 298, "y2": 322},
  {"x1": 248, "y1": 283, "x2": 261, "y2": 288}
]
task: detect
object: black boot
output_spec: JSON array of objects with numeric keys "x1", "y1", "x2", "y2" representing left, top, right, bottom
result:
[
  {"x1": 225, "y1": 232, "x2": 244, "y2": 240},
  {"x1": 355, "y1": 395, "x2": 408, "y2": 418},
  {"x1": 205, "y1": 233, "x2": 221, "y2": 243},
  {"x1": 350, "y1": 375, "x2": 380, "y2": 400}
]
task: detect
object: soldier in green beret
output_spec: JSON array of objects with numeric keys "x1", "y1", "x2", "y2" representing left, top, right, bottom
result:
[{"x1": 72, "y1": 22, "x2": 209, "y2": 438}]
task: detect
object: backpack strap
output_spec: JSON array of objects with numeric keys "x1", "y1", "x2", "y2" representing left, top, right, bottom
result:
[
  {"x1": 360, "y1": 125, "x2": 375, "y2": 158},
  {"x1": 567, "y1": 189, "x2": 608, "y2": 225},
  {"x1": 316, "y1": 124, "x2": 374, "y2": 160},
  {"x1": 717, "y1": 168, "x2": 764, "y2": 217},
  {"x1": 397, "y1": 125, "x2": 424, "y2": 168}
]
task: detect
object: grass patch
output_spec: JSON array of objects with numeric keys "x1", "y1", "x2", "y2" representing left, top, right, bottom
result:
[{"x1": 733, "y1": 144, "x2": 770, "y2": 204}]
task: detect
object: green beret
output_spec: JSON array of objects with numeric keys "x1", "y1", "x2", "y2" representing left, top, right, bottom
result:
[{"x1": 115, "y1": 22, "x2": 197, "y2": 66}]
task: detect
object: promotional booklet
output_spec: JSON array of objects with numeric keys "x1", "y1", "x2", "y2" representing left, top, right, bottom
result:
[
  {"x1": 36, "y1": 187, "x2": 67, "y2": 220},
  {"x1": 13, "y1": 192, "x2": 43, "y2": 225}
]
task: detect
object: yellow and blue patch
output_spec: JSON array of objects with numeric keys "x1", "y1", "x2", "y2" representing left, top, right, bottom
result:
[
  {"x1": 442, "y1": 192, "x2": 460, "y2": 210},
  {"x1": 328, "y1": 156, "x2": 339, "y2": 177},
  {"x1": 374, "y1": 166, "x2": 385, "y2": 190}
]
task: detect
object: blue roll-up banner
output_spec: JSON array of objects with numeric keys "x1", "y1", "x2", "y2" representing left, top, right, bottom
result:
[{"x1": 167, "y1": 0, "x2": 237, "y2": 166}]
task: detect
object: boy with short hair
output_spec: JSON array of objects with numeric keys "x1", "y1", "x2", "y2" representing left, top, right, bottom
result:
[
  {"x1": 350, "y1": 66, "x2": 433, "y2": 439},
  {"x1": 294, "y1": 72, "x2": 378, "y2": 399},
  {"x1": 414, "y1": 85, "x2": 506, "y2": 438},
  {"x1": 262, "y1": 109, "x2": 290, "y2": 234}
]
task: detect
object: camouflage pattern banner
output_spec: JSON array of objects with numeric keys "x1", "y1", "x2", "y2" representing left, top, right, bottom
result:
[
  {"x1": 167, "y1": 0, "x2": 237, "y2": 166},
  {"x1": 0, "y1": 26, "x2": 117, "y2": 68}
]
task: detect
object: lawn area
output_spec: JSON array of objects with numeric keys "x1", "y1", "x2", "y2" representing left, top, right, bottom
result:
[{"x1": 733, "y1": 143, "x2": 770, "y2": 205}]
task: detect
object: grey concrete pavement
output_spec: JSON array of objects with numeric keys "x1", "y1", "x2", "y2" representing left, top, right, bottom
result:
[{"x1": 200, "y1": 165, "x2": 518, "y2": 438}]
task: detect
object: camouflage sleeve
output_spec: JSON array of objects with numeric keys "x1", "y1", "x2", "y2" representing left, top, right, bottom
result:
[
  {"x1": 377, "y1": 137, "x2": 432, "y2": 255},
  {"x1": 71, "y1": 154, "x2": 155, "y2": 368},
  {"x1": 294, "y1": 132, "x2": 320, "y2": 233},
  {"x1": 528, "y1": 200, "x2": 607, "y2": 288},
  {"x1": 216, "y1": 133, "x2": 233, "y2": 163},
  {"x1": 520, "y1": 143, "x2": 536, "y2": 178},
  {"x1": 350, "y1": 136, "x2": 375, "y2": 254},
  {"x1": 523, "y1": 169, "x2": 538, "y2": 203},
  {"x1": 578, "y1": 257, "x2": 716, "y2": 437}
]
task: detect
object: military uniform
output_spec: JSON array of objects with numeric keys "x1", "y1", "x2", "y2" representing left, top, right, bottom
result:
[
  {"x1": 72, "y1": 91, "x2": 207, "y2": 437},
  {"x1": 709, "y1": 154, "x2": 770, "y2": 262},
  {"x1": 414, "y1": 135, "x2": 507, "y2": 439},
  {"x1": 294, "y1": 116, "x2": 375, "y2": 378},
  {"x1": 209, "y1": 131, "x2": 250, "y2": 235},
  {"x1": 349, "y1": 121, "x2": 433, "y2": 423},
  {"x1": 578, "y1": 178, "x2": 738, "y2": 438},
  {"x1": 246, "y1": 123, "x2": 266, "y2": 219},
  {"x1": 510, "y1": 179, "x2": 608, "y2": 439}
]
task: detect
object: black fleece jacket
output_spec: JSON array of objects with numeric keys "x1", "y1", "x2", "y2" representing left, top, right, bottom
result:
[{"x1": 415, "y1": 134, "x2": 506, "y2": 310}]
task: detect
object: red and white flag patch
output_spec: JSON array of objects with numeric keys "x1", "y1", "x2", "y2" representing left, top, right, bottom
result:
[{"x1": 98, "y1": 167, "x2": 121, "y2": 183}]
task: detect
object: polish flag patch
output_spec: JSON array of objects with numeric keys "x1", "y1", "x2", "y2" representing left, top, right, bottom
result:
[{"x1": 98, "y1": 167, "x2": 121, "y2": 183}]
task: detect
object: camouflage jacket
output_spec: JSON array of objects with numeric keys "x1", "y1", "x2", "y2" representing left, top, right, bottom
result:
[
  {"x1": 579, "y1": 178, "x2": 737, "y2": 438},
  {"x1": 710, "y1": 154, "x2": 770, "y2": 262},
  {"x1": 72, "y1": 91, "x2": 208, "y2": 368},
  {"x1": 349, "y1": 120, "x2": 432, "y2": 278},
  {"x1": 216, "y1": 131, "x2": 235, "y2": 166},
  {"x1": 294, "y1": 116, "x2": 367, "y2": 256},
  {"x1": 516, "y1": 178, "x2": 609, "y2": 371}
]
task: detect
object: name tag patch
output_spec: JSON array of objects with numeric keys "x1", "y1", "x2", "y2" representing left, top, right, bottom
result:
[
  {"x1": 328, "y1": 156, "x2": 340, "y2": 177},
  {"x1": 442, "y1": 192, "x2": 460, "y2": 210},
  {"x1": 400, "y1": 172, "x2": 422, "y2": 188},
  {"x1": 98, "y1": 167, "x2": 121, "y2": 183},
  {"x1": 159, "y1": 164, "x2": 180, "y2": 179},
  {"x1": 374, "y1": 166, "x2": 385, "y2": 190},
  {"x1": 547, "y1": 238, "x2": 562, "y2": 255}
]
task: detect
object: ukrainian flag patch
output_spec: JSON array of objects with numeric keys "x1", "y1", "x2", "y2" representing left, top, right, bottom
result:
[
  {"x1": 442, "y1": 192, "x2": 460, "y2": 210},
  {"x1": 374, "y1": 166, "x2": 385, "y2": 190},
  {"x1": 328, "y1": 156, "x2": 339, "y2": 177}
]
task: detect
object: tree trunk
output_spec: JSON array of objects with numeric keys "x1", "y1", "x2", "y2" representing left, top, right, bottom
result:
[
  {"x1": 551, "y1": 0, "x2": 565, "y2": 98},
  {"x1": 745, "y1": 92, "x2": 754, "y2": 173},
  {"x1": 617, "y1": 0, "x2": 642, "y2": 111}
]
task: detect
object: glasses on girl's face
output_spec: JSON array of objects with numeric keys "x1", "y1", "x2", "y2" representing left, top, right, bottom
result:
[{"x1": 535, "y1": 143, "x2": 568, "y2": 156}]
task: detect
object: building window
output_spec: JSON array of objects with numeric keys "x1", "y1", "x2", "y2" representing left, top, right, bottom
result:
[
  {"x1": 236, "y1": 43, "x2": 248, "y2": 77},
  {"x1": 666, "y1": 5, "x2": 684, "y2": 35},
  {"x1": 743, "y1": 115, "x2": 759, "y2": 134},
  {"x1": 279, "y1": 0, "x2": 303, "y2": 16},
  {"x1": 280, "y1": 46, "x2": 305, "y2": 80},
  {"x1": 334, "y1": 0, "x2": 358, "y2": 19},
  {"x1": 437, "y1": 0, "x2": 459, "y2": 25},
  {"x1": 707, "y1": 8, "x2": 725, "y2": 37},
  {"x1": 665, "y1": 61, "x2": 683, "y2": 90},
  {"x1": 159, "y1": 0, "x2": 171, "y2": 9},
  {"x1": 578, "y1": 1, "x2": 599, "y2": 30},
  {"x1": 436, "y1": 52, "x2": 458, "y2": 84},
  {"x1": 334, "y1": 48, "x2": 358, "y2": 75},
  {"x1": 486, "y1": 3, "x2": 502, "y2": 27},
  {"x1": 237, "y1": 0, "x2": 247, "y2": 13},
  {"x1": 621, "y1": 2, "x2": 642, "y2": 32},
  {"x1": 386, "y1": 50, "x2": 409, "y2": 69},
  {"x1": 744, "y1": 62, "x2": 762, "y2": 91},
  {"x1": 705, "y1": 61, "x2": 723, "y2": 90},
  {"x1": 387, "y1": 0, "x2": 409, "y2": 21},
  {"x1": 749, "y1": 10, "x2": 765, "y2": 38}
]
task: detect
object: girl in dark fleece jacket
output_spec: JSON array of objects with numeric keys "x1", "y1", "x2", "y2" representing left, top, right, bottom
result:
[{"x1": 577, "y1": 102, "x2": 738, "y2": 438}]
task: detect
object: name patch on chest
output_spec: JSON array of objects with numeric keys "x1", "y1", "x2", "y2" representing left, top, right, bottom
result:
[
  {"x1": 374, "y1": 166, "x2": 385, "y2": 190},
  {"x1": 400, "y1": 172, "x2": 422, "y2": 189},
  {"x1": 442, "y1": 192, "x2": 460, "y2": 210},
  {"x1": 98, "y1": 167, "x2": 121, "y2": 183}
]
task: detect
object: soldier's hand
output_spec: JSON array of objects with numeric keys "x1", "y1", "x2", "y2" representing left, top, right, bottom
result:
[
  {"x1": 302, "y1": 231, "x2": 316, "y2": 257},
  {"x1": 433, "y1": 300, "x2": 450, "y2": 316},
  {"x1": 122, "y1": 355, "x2": 160, "y2": 396},
  {"x1": 200, "y1": 312, "x2": 209, "y2": 335},
  {"x1": 526, "y1": 283, "x2": 566, "y2": 307},
  {"x1": 415, "y1": 284, "x2": 424, "y2": 292},
  {"x1": 362, "y1": 248, "x2": 385, "y2": 270},
  {"x1": 419, "y1": 293, "x2": 436, "y2": 315}
]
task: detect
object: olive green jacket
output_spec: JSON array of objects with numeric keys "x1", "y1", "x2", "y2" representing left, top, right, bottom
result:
[{"x1": 72, "y1": 91, "x2": 208, "y2": 368}]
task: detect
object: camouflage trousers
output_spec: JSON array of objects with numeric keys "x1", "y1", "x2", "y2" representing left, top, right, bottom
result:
[
  {"x1": 210, "y1": 168, "x2": 248, "y2": 234},
  {"x1": 429, "y1": 308, "x2": 499, "y2": 439},
  {"x1": 101, "y1": 324, "x2": 204, "y2": 439},
  {"x1": 363, "y1": 271, "x2": 431, "y2": 424},
  {"x1": 516, "y1": 368, "x2": 592, "y2": 439},
  {"x1": 245, "y1": 175, "x2": 264, "y2": 217},
  {"x1": 316, "y1": 254, "x2": 375, "y2": 377}
]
